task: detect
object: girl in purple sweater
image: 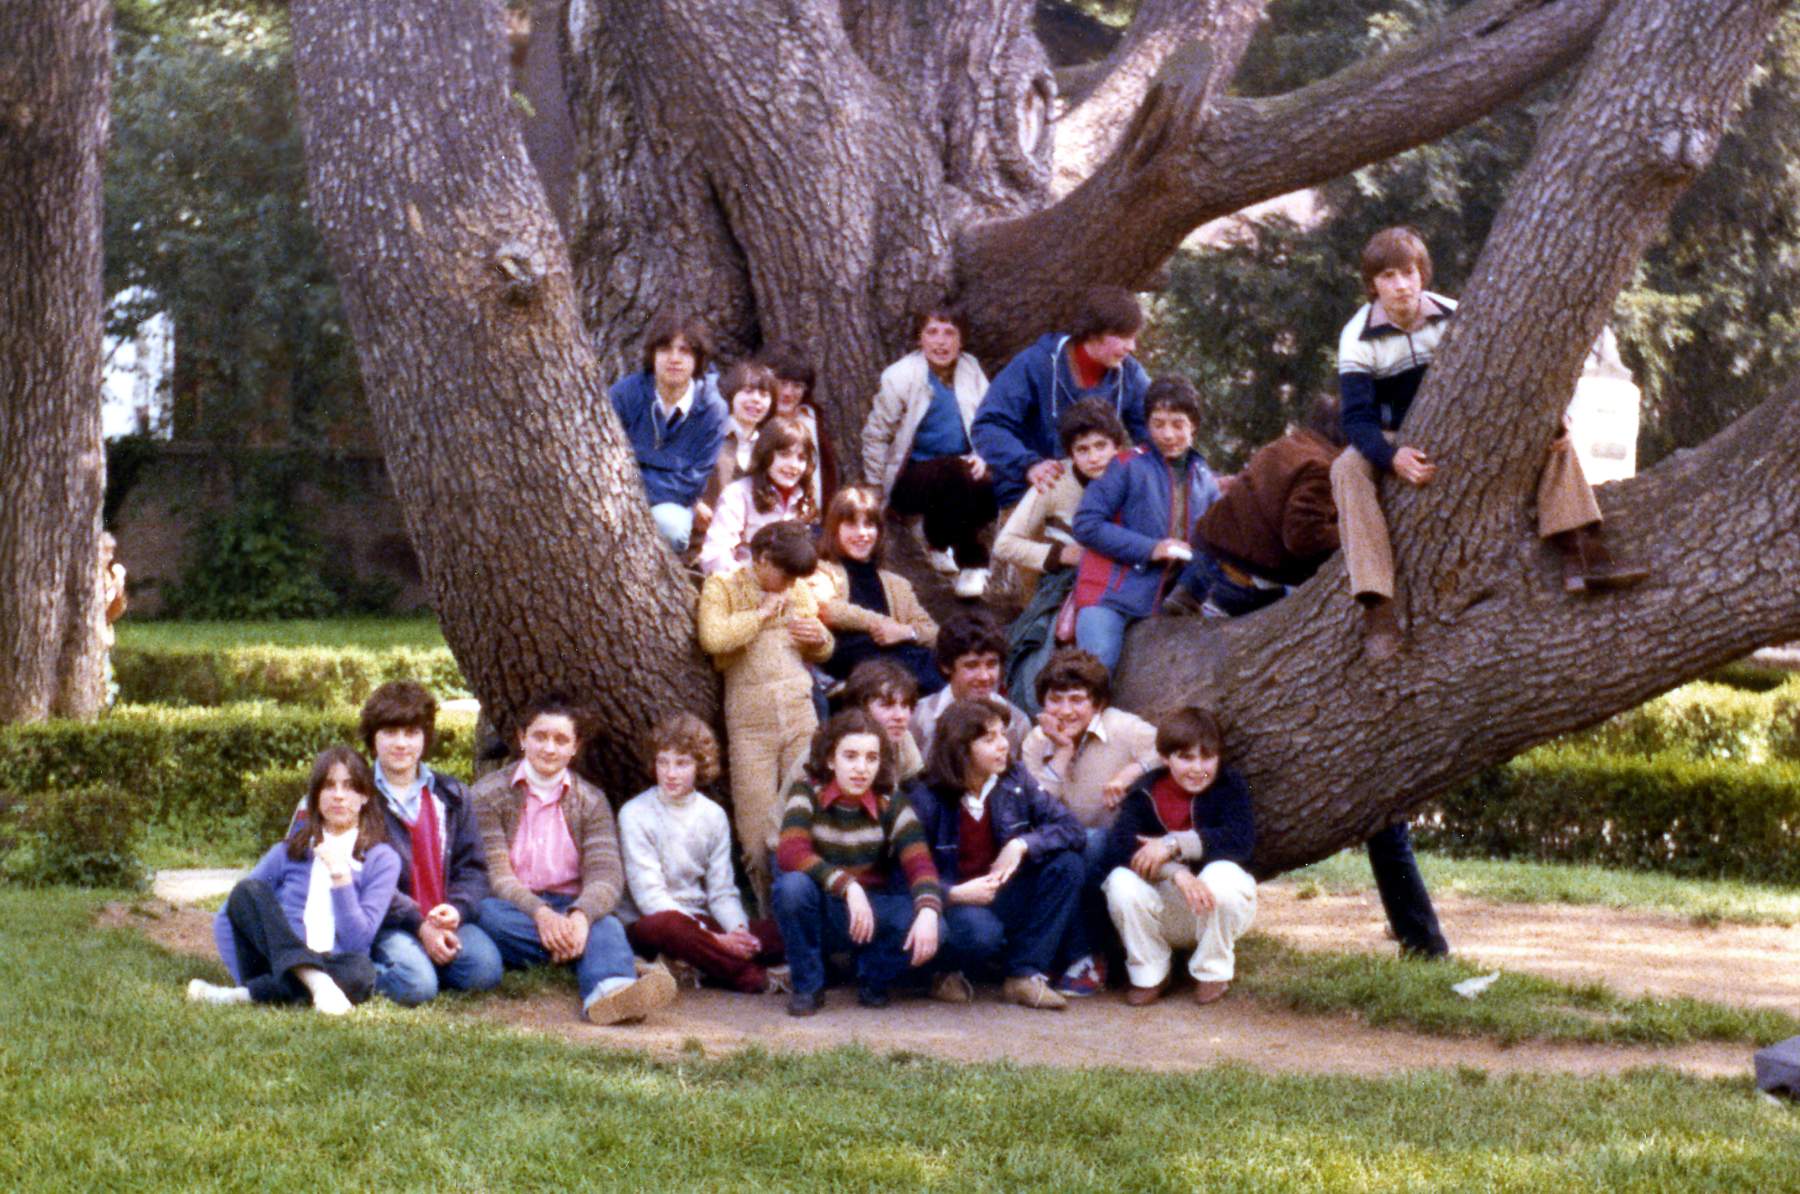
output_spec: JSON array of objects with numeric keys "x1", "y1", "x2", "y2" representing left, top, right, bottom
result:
[{"x1": 189, "y1": 747, "x2": 401, "y2": 1014}]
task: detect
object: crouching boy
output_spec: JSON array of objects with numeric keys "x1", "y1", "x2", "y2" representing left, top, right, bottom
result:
[{"x1": 1102, "y1": 707, "x2": 1256, "y2": 1007}]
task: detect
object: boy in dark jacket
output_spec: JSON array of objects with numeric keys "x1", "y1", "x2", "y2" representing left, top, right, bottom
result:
[
  {"x1": 1070, "y1": 376, "x2": 1221, "y2": 672},
  {"x1": 1102, "y1": 707, "x2": 1256, "y2": 1007},
  {"x1": 907, "y1": 698, "x2": 1086, "y2": 1010},
  {"x1": 358, "y1": 681, "x2": 504, "y2": 1006},
  {"x1": 608, "y1": 310, "x2": 729, "y2": 551}
]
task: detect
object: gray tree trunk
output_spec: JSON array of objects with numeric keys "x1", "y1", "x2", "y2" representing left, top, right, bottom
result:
[
  {"x1": 290, "y1": 0, "x2": 718, "y2": 785},
  {"x1": 0, "y1": 0, "x2": 110, "y2": 722}
]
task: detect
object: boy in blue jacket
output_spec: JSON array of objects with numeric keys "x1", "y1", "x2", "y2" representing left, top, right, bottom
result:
[
  {"x1": 907, "y1": 697, "x2": 1086, "y2": 1010},
  {"x1": 1070, "y1": 377, "x2": 1221, "y2": 672},
  {"x1": 608, "y1": 311, "x2": 729, "y2": 551},
  {"x1": 971, "y1": 286, "x2": 1151, "y2": 509},
  {"x1": 1102, "y1": 706, "x2": 1256, "y2": 1007}
]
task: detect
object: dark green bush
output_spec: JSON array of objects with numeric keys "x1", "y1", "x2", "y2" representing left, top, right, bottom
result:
[
  {"x1": 0, "y1": 704, "x2": 475, "y2": 832},
  {"x1": 112, "y1": 643, "x2": 467, "y2": 707},
  {"x1": 1416, "y1": 746, "x2": 1800, "y2": 884},
  {"x1": 243, "y1": 765, "x2": 311, "y2": 846},
  {"x1": 0, "y1": 786, "x2": 149, "y2": 889}
]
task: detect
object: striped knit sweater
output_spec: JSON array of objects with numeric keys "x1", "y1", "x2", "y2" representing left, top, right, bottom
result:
[{"x1": 776, "y1": 779, "x2": 943, "y2": 912}]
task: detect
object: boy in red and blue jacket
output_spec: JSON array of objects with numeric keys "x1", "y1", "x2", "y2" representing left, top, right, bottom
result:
[{"x1": 1070, "y1": 376, "x2": 1220, "y2": 672}]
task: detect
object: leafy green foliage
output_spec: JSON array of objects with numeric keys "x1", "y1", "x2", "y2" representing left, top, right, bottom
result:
[
  {"x1": 0, "y1": 787, "x2": 149, "y2": 890},
  {"x1": 1149, "y1": 3, "x2": 1800, "y2": 471},
  {"x1": 162, "y1": 493, "x2": 341, "y2": 619},
  {"x1": 106, "y1": 1, "x2": 362, "y2": 445}
]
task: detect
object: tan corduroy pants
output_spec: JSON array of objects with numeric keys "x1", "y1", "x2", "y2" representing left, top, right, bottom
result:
[{"x1": 1330, "y1": 432, "x2": 1602, "y2": 601}]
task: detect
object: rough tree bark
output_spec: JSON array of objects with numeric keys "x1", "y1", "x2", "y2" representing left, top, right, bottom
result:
[
  {"x1": 289, "y1": 0, "x2": 1794, "y2": 864},
  {"x1": 0, "y1": 0, "x2": 110, "y2": 722},
  {"x1": 289, "y1": 0, "x2": 717, "y2": 781},
  {"x1": 1115, "y1": 0, "x2": 1794, "y2": 873}
]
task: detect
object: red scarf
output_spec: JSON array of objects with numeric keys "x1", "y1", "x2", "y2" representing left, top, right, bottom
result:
[
  {"x1": 408, "y1": 784, "x2": 447, "y2": 910},
  {"x1": 1070, "y1": 340, "x2": 1106, "y2": 390}
]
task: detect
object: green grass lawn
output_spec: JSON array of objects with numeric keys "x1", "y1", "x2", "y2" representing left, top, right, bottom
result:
[
  {"x1": 5, "y1": 888, "x2": 1799, "y2": 1192},
  {"x1": 1285, "y1": 849, "x2": 1800, "y2": 927},
  {"x1": 116, "y1": 615, "x2": 447, "y2": 652}
]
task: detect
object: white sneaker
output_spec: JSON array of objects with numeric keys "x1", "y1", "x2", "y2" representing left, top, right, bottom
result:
[
  {"x1": 954, "y1": 567, "x2": 990, "y2": 599},
  {"x1": 926, "y1": 549, "x2": 958, "y2": 575}
]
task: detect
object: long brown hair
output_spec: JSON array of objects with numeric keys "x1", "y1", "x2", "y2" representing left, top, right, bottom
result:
[
  {"x1": 802, "y1": 709, "x2": 896, "y2": 796},
  {"x1": 748, "y1": 414, "x2": 818, "y2": 519},
  {"x1": 820, "y1": 484, "x2": 884, "y2": 566},
  {"x1": 288, "y1": 745, "x2": 387, "y2": 861}
]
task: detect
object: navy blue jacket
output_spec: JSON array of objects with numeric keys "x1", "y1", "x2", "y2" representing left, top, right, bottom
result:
[
  {"x1": 608, "y1": 369, "x2": 728, "y2": 508},
  {"x1": 971, "y1": 333, "x2": 1150, "y2": 507},
  {"x1": 904, "y1": 765, "x2": 1084, "y2": 885},
  {"x1": 1102, "y1": 765, "x2": 1255, "y2": 876},
  {"x1": 1072, "y1": 444, "x2": 1221, "y2": 618}
]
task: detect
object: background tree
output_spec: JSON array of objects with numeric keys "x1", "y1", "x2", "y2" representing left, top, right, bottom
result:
[
  {"x1": 288, "y1": 0, "x2": 1798, "y2": 870},
  {"x1": 0, "y1": 0, "x2": 112, "y2": 722}
]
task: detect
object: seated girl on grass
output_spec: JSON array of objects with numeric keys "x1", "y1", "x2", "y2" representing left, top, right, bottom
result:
[
  {"x1": 190, "y1": 746, "x2": 400, "y2": 1014},
  {"x1": 771, "y1": 710, "x2": 942, "y2": 1016},
  {"x1": 618, "y1": 713, "x2": 786, "y2": 993}
]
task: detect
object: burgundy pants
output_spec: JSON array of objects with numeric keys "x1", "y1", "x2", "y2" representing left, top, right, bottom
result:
[
  {"x1": 627, "y1": 911, "x2": 785, "y2": 993},
  {"x1": 889, "y1": 455, "x2": 997, "y2": 567}
]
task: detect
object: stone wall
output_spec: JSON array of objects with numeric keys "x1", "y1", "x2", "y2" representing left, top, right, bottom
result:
[{"x1": 108, "y1": 444, "x2": 428, "y2": 616}]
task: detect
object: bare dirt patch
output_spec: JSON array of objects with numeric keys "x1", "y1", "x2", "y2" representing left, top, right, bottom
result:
[{"x1": 109, "y1": 889, "x2": 1778, "y2": 1081}]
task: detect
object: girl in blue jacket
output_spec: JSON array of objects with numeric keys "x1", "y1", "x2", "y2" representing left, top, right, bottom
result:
[{"x1": 1070, "y1": 378, "x2": 1221, "y2": 672}]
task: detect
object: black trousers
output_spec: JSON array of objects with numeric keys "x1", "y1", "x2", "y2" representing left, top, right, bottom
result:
[
  {"x1": 226, "y1": 879, "x2": 377, "y2": 1005},
  {"x1": 889, "y1": 456, "x2": 997, "y2": 567},
  {"x1": 1366, "y1": 823, "x2": 1448, "y2": 957}
]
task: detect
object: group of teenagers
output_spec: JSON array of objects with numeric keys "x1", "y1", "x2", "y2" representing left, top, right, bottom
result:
[{"x1": 189, "y1": 225, "x2": 1650, "y2": 1020}]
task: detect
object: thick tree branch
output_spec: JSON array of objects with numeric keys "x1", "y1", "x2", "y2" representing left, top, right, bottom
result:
[
  {"x1": 1111, "y1": 0, "x2": 1788, "y2": 875},
  {"x1": 956, "y1": 0, "x2": 1614, "y2": 360},
  {"x1": 1052, "y1": 0, "x2": 1269, "y2": 194}
]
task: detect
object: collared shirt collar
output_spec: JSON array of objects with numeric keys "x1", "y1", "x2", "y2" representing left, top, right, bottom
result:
[
  {"x1": 655, "y1": 380, "x2": 696, "y2": 423},
  {"x1": 817, "y1": 780, "x2": 881, "y2": 822},
  {"x1": 375, "y1": 762, "x2": 435, "y2": 824},
  {"x1": 962, "y1": 773, "x2": 998, "y2": 822},
  {"x1": 1077, "y1": 711, "x2": 1112, "y2": 747},
  {"x1": 512, "y1": 759, "x2": 571, "y2": 805}
]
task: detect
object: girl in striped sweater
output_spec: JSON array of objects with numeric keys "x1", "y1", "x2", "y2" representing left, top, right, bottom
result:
[{"x1": 771, "y1": 709, "x2": 942, "y2": 1016}]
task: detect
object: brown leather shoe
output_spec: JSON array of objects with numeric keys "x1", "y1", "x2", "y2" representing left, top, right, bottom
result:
[
  {"x1": 1360, "y1": 598, "x2": 1402, "y2": 663},
  {"x1": 1193, "y1": 980, "x2": 1230, "y2": 1005},
  {"x1": 1125, "y1": 979, "x2": 1169, "y2": 1007},
  {"x1": 1557, "y1": 526, "x2": 1650, "y2": 594}
]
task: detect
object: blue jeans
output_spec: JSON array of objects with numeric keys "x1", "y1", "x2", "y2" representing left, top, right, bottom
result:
[
  {"x1": 371, "y1": 922, "x2": 504, "y2": 1006},
  {"x1": 939, "y1": 852, "x2": 1083, "y2": 978},
  {"x1": 651, "y1": 502, "x2": 694, "y2": 552},
  {"x1": 477, "y1": 894, "x2": 636, "y2": 1002},
  {"x1": 1175, "y1": 550, "x2": 1286, "y2": 617},
  {"x1": 1074, "y1": 605, "x2": 1134, "y2": 673},
  {"x1": 1366, "y1": 823, "x2": 1448, "y2": 956},
  {"x1": 771, "y1": 871, "x2": 918, "y2": 997}
]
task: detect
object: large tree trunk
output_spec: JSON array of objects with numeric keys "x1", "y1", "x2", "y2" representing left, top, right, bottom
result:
[
  {"x1": 1115, "y1": 0, "x2": 1793, "y2": 874},
  {"x1": 0, "y1": 0, "x2": 110, "y2": 722},
  {"x1": 290, "y1": 0, "x2": 717, "y2": 784}
]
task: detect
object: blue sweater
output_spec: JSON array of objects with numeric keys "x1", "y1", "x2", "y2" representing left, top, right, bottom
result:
[
  {"x1": 608, "y1": 369, "x2": 729, "y2": 508},
  {"x1": 1102, "y1": 766, "x2": 1255, "y2": 875},
  {"x1": 905, "y1": 766, "x2": 1084, "y2": 885},
  {"x1": 1072, "y1": 445, "x2": 1221, "y2": 618},
  {"x1": 971, "y1": 334, "x2": 1150, "y2": 506},
  {"x1": 213, "y1": 837, "x2": 401, "y2": 981}
]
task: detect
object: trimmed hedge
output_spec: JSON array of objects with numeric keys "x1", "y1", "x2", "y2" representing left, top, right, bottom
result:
[
  {"x1": 1417, "y1": 745, "x2": 1800, "y2": 884},
  {"x1": 0, "y1": 785, "x2": 148, "y2": 889},
  {"x1": 0, "y1": 704, "x2": 476, "y2": 832},
  {"x1": 1562, "y1": 680, "x2": 1800, "y2": 765},
  {"x1": 112, "y1": 644, "x2": 468, "y2": 708}
]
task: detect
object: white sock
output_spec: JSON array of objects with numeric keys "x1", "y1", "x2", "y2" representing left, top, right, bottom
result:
[
  {"x1": 294, "y1": 966, "x2": 353, "y2": 1016},
  {"x1": 187, "y1": 978, "x2": 250, "y2": 1005}
]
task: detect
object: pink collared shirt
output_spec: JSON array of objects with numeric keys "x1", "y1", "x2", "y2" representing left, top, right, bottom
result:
[{"x1": 507, "y1": 761, "x2": 582, "y2": 897}]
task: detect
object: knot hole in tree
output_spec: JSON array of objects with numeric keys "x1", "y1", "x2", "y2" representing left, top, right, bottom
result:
[{"x1": 491, "y1": 239, "x2": 546, "y2": 306}]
